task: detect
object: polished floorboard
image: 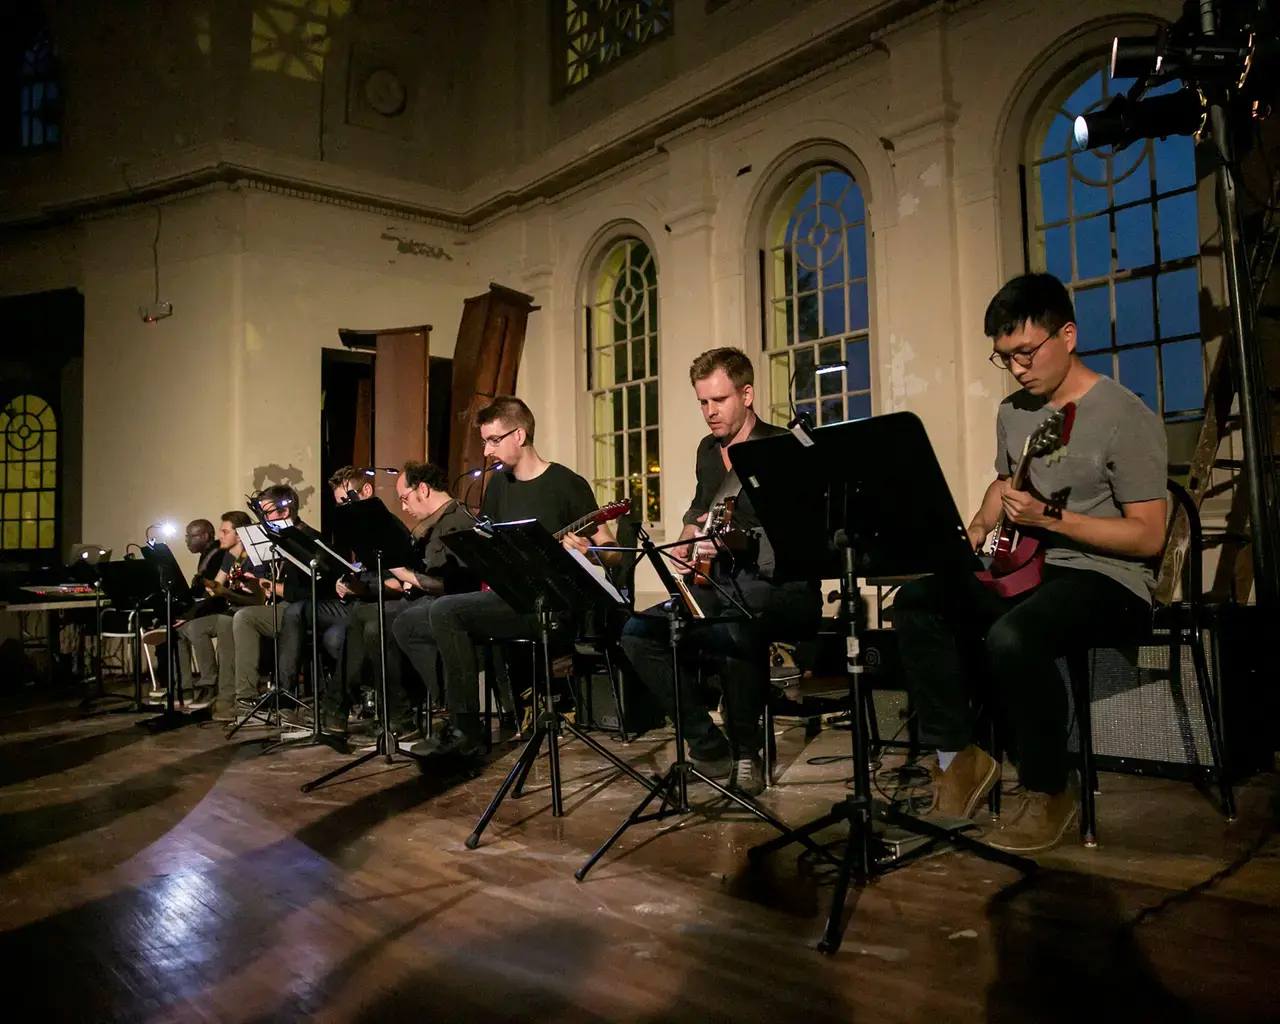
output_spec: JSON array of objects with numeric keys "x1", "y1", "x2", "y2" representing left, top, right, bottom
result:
[{"x1": 1, "y1": 692, "x2": 1278, "y2": 1023}]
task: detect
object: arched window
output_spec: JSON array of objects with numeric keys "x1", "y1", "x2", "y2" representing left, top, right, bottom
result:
[
  {"x1": 0, "y1": 394, "x2": 57, "y2": 551},
  {"x1": 584, "y1": 237, "x2": 661, "y2": 523},
  {"x1": 11, "y1": 20, "x2": 60, "y2": 153},
  {"x1": 763, "y1": 165, "x2": 873, "y2": 427},
  {"x1": 1027, "y1": 64, "x2": 1203, "y2": 423}
]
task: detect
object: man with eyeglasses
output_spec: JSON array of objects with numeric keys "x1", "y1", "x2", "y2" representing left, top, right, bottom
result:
[
  {"x1": 893, "y1": 272, "x2": 1168, "y2": 854},
  {"x1": 414, "y1": 396, "x2": 620, "y2": 761}
]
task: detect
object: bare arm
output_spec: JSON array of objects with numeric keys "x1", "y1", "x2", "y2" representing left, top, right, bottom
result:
[
  {"x1": 562, "y1": 522, "x2": 622, "y2": 567},
  {"x1": 1002, "y1": 492, "x2": 1168, "y2": 559},
  {"x1": 967, "y1": 476, "x2": 1011, "y2": 550}
]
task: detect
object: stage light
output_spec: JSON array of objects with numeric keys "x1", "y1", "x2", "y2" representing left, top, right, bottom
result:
[
  {"x1": 1073, "y1": 87, "x2": 1205, "y2": 150},
  {"x1": 814, "y1": 361, "x2": 848, "y2": 376}
]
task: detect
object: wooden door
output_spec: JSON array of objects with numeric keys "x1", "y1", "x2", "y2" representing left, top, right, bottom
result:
[
  {"x1": 447, "y1": 285, "x2": 537, "y2": 498},
  {"x1": 337, "y1": 324, "x2": 432, "y2": 528}
]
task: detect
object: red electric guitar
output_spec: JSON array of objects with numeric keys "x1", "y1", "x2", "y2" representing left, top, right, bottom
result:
[
  {"x1": 975, "y1": 402, "x2": 1076, "y2": 598},
  {"x1": 479, "y1": 499, "x2": 632, "y2": 591}
]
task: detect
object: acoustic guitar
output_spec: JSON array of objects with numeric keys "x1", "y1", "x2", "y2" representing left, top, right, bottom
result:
[{"x1": 975, "y1": 402, "x2": 1076, "y2": 598}]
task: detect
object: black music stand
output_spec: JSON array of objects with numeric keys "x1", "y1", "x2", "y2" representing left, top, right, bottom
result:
[
  {"x1": 731, "y1": 412, "x2": 1035, "y2": 953},
  {"x1": 575, "y1": 523, "x2": 839, "y2": 881},
  {"x1": 301, "y1": 497, "x2": 414, "y2": 792},
  {"x1": 442, "y1": 521, "x2": 658, "y2": 849},
  {"x1": 138, "y1": 541, "x2": 209, "y2": 732},
  {"x1": 94, "y1": 559, "x2": 161, "y2": 715}
]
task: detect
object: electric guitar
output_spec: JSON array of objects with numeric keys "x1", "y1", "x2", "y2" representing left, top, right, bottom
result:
[
  {"x1": 478, "y1": 499, "x2": 632, "y2": 592},
  {"x1": 975, "y1": 402, "x2": 1076, "y2": 598}
]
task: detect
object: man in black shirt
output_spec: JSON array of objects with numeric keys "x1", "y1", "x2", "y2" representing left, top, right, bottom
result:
[
  {"x1": 416, "y1": 396, "x2": 619, "y2": 760},
  {"x1": 620, "y1": 348, "x2": 821, "y2": 795},
  {"x1": 338, "y1": 460, "x2": 480, "y2": 742}
]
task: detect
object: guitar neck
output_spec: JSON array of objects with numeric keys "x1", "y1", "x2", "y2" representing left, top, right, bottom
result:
[{"x1": 554, "y1": 513, "x2": 593, "y2": 541}]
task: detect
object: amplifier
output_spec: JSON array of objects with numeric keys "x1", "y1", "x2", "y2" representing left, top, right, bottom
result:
[
  {"x1": 573, "y1": 654, "x2": 663, "y2": 738},
  {"x1": 1063, "y1": 604, "x2": 1271, "y2": 780}
]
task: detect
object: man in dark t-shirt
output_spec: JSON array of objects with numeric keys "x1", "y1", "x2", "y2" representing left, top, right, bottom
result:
[
  {"x1": 620, "y1": 348, "x2": 821, "y2": 796},
  {"x1": 414, "y1": 396, "x2": 619, "y2": 760}
]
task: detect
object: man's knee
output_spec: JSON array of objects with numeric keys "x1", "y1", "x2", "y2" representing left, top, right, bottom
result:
[
  {"x1": 985, "y1": 615, "x2": 1031, "y2": 665},
  {"x1": 893, "y1": 574, "x2": 948, "y2": 616}
]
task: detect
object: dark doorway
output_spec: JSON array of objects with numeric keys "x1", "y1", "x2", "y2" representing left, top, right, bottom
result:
[
  {"x1": 320, "y1": 348, "x2": 373, "y2": 538},
  {"x1": 319, "y1": 347, "x2": 453, "y2": 537}
]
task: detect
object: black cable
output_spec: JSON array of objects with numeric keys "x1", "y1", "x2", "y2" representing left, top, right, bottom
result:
[{"x1": 152, "y1": 205, "x2": 162, "y2": 302}]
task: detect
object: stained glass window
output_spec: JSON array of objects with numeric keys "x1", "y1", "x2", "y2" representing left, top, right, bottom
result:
[
  {"x1": 18, "y1": 27, "x2": 60, "y2": 152},
  {"x1": 1028, "y1": 66, "x2": 1203, "y2": 423},
  {"x1": 764, "y1": 166, "x2": 873, "y2": 427},
  {"x1": 586, "y1": 238, "x2": 661, "y2": 523},
  {"x1": 561, "y1": 0, "x2": 672, "y2": 92},
  {"x1": 250, "y1": 0, "x2": 350, "y2": 81},
  {"x1": 0, "y1": 395, "x2": 57, "y2": 551}
]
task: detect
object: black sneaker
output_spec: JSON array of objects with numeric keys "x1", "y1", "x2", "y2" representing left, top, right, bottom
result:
[{"x1": 409, "y1": 723, "x2": 485, "y2": 760}]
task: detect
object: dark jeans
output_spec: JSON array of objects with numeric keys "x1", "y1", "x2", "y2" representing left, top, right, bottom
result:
[
  {"x1": 332, "y1": 598, "x2": 415, "y2": 719},
  {"x1": 392, "y1": 596, "x2": 442, "y2": 710},
  {"x1": 894, "y1": 564, "x2": 1150, "y2": 794},
  {"x1": 619, "y1": 575, "x2": 821, "y2": 761},
  {"x1": 430, "y1": 591, "x2": 538, "y2": 715},
  {"x1": 280, "y1": 597, "x2": 348, "y2": 690}
]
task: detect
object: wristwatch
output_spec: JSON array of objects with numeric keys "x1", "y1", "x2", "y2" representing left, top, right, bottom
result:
[{"x1": 1044, "y1": 500, "x2": 1064, "y2": 520}]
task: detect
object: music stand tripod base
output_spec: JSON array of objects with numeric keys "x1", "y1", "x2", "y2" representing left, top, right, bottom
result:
[
  {"x1": 440, "y1": 522, "x2": 660, "y2": 850},
  {"x1": 575, "y1": 529, "x2": 840, "y2": 882}
]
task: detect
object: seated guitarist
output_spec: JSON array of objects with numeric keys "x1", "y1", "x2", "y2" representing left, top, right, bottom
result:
[
  {"x1": 415, "y1": 396, "x2": 620, "y2": 760},
  {"x1": 894, "y1": 273, "x2": 1167, "y2": 854},
  {"x1": 619, "y1": 347, "x2": 821, "y2": 796}
]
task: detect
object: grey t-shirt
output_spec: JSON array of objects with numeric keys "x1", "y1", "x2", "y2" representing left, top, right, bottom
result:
[{"x1": 995, "y1": 375, "x2": 1167, "y2": 602}]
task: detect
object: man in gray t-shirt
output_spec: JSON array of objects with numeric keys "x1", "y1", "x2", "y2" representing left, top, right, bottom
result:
[
  {"x1": 893, "y1": 273, "x2": 1169, "y2": 857},
  {"x1": 996, "y1": 374, "x2": 1167, "y2": 603}
]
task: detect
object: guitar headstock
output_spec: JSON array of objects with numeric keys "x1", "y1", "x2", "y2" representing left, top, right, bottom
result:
[
  {"x1": 588, "y1": 499, "x2": 632, "y2": 527},
  {"x1": 1027, "y1": 401, "x2": 1077, "y2": 458}
]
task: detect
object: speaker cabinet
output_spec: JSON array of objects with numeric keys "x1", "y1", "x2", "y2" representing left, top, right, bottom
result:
[{"x1": 1064, "y1": 605, "x2": 1270, "y2": 780}]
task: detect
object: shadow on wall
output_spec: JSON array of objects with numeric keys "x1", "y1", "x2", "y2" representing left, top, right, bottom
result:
[{"x1": 252, "y1": 464, "x2": 315, "y2": 514}]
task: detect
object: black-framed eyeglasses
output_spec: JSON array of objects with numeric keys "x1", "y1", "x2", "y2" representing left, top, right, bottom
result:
[
  {"x1": 989, "y1": 327, "x2": 1061, "y2": 371},
  {"x1": 481, "y1": 427, "x2": 518, "y2": 450}
]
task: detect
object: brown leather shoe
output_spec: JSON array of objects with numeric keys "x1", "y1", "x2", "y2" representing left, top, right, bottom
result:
[
  {"x1": 927, "y1": 745, "x2": 999, "y2": 819},
  {"x1": 986, "y1": 780, "x2": 1078, "y2": 854}
]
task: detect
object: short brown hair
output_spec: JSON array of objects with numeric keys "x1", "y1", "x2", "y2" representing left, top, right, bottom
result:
[
  {"x1": 259, "y1": 484, "x2": 299, "y2": 512},
  {"x1": 221, "y1": 510, "x2": 252, "y2": 530},
  {"x1": 476, "y1": 396, "x2": 535, "y2": 445},
  {"x1": 689, "y1": 347, "x2": 754, "y2": 389},
  {"x1": 327, "y1": 465, "x2": 369, "y2": 491}
]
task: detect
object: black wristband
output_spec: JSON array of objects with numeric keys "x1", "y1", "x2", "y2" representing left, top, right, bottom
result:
[{"x1": 1044, "y1": 501, "x2": 1064, "y2": 520}]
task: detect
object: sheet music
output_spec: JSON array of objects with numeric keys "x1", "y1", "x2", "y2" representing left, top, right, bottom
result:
[
  {"x1": 236, "y1": 525, "x2": 277, "y2": 568},
  {"x1": 275, "y1": 545, "x2": 313, "y2": 577},
  {"x1": 567, "y1": 548, "x2": 626, "y2": 606},
  {"x1": 314, "y1": 537, "x2": 359, "y2": 572}
]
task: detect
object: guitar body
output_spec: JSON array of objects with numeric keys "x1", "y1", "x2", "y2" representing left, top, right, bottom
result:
[
  {"x1": 975, "y1": 532, "x2": 1044, "y2": 598},
  {"x1": 693, "y1": 496, "x2": 736, "y2": 585}
]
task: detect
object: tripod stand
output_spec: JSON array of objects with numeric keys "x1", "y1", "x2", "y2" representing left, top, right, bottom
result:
[
  {"x1": 138, "y1": 542, "x2": 208, "y2": 733},
  {"x1": 576, "y1": 525, "x2": 838, "y2": 881},
  {"x1": 442, "y1": 521, "x2": 659, "y2": 849},
  {"x1": 731, "y1": 413, "x2": 1034, "y2": 953},
  {"x1": 301, "y1": 495, "x2": 416, "y2": 791}
]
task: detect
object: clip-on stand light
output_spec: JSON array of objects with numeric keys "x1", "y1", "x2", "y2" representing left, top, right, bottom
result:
[
  {"x1": 575, "y1": 522, "x2": 839, "y2": 881},
  {"x1": 442, "y1": 520, "x2": 659, "y2": 850},
  {"x1": 731, "y1": 412, "x2": 1035, "y2": 954}
]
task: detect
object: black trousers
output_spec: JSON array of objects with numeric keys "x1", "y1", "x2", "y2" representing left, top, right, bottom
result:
[
  {"x1": 430, "y1": 591, "x2": 539, "y2": 716},
  {"x1": 619, "y1": 575, "x2": 821, "y2": 761},
  {"x1": 893, "y1": 564, "x2": 1150, "y2": 794},
  {"x1": 330, "y1": 598, "x2": 414, "y2": 719}
]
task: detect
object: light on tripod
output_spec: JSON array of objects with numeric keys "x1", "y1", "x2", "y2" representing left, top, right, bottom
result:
[
  {"x1": 1072, "y1": 87, "x2": 1206, "y2": 150},
  {"x1": 814, "y1": 362, "x2": 847, "y2": 377},
  {"x1": 145, "y1": 520, "x2": 178, "y2": 543},
  {"x1": 1111, "y1": 35, "x2": 1164, "y2": 79}
]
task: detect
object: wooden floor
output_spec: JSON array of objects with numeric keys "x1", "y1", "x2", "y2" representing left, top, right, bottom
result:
[{"x1": 1, "y1": 690, "x2": 1278, "y2": 1023}]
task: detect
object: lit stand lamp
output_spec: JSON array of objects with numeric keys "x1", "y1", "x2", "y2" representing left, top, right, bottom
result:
[
  {"x1": 732, "y1": 414, "x2": 1034, "y2": 955},
  {"x1": 138, "y1": 522, "x2": 210, "y2": 733}
]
